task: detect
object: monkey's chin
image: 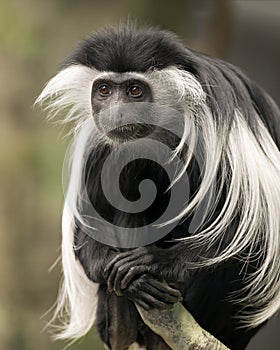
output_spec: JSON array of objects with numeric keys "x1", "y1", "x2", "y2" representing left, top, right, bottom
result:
[{"x1": 105, "y1": 124, "x2": 155, "y2": 142}]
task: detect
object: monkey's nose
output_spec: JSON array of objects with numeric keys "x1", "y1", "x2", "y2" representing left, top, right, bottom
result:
[{"x1": 107, "y1": 123, "x2": 155, "y2": 142}]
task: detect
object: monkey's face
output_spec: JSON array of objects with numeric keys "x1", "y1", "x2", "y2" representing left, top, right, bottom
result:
[{"x1": 91, "y1": 72, "x2": 156, "y2": 141}]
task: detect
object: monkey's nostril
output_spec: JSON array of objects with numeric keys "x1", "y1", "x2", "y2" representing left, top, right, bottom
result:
[{"x1": 118, "y1": 113, "x2": 123, "y2": 123}]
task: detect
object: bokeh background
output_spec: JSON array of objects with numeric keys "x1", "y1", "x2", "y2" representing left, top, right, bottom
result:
[{"x1": 1, "y1": 0, "x2": 280, "y2": 349}]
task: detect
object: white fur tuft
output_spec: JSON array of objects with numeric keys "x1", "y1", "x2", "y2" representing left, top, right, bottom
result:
[
  {"x1": 53, "y1": 205, "x2": 98, "y2": 340},
  {"x1": 35, "y1": 65, "x2": 98, "y2": 133}
]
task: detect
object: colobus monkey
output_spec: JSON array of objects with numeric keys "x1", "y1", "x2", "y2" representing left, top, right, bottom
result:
[{"x1": 36, "y1": 25, "x2": 280, "y2": 350}]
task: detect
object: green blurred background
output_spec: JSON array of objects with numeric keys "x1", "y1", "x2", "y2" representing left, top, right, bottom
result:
[{"x1": 0, "y1": 1, "x2": 279, "y2": 349}]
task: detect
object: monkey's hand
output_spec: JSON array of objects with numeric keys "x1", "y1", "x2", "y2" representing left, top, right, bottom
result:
[
  {"x1": 119, "y1": 273, "x2": 182, "y2": 310},
  {"x1": 104, "y1": 245, "x2": 183, "y2": 296}
]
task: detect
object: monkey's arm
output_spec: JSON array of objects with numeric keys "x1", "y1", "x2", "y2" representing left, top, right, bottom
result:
[
  {"x1": 74, "y1": 225, "x2": 119, "y2": 283},
  {"x1": 75, "y1": 228, "x2": 182, "y2": 307}
]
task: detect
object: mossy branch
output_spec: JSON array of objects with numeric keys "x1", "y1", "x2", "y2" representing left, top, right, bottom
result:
[{"x1": 136, "y1": 302, "x2": 230, "y2": 350}]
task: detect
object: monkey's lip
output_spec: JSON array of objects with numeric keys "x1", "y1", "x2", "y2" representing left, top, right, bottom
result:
[
  {"x1": 111, "y1": 124, "x2": 138, "y2": 134},
  {"x1": 106, "y1": 124, "x2": 155, "y2": 140}
]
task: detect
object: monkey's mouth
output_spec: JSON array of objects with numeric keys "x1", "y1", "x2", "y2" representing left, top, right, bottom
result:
[{"x1": 106, "y1": 123, "x2": 155, "y2": 141}]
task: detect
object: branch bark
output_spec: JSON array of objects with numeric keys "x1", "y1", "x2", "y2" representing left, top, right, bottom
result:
[{"x1": 135, "y1": 302, "x2": 230, "y2": 350}]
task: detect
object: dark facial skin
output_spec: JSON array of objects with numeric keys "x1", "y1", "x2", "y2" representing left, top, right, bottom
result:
[{"x1": 91, "y1": 74, "x2": 155, "y2": 140}]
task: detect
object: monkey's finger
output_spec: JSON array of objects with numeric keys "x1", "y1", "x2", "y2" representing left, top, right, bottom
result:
[
  {"x1": 133, "y1": 299, "x2": 151, "y2": 311},
  {"x1": 115, "y1": 266, "x2": 147, "y2": 295},
  {"x1": 147, "y1": 279, "x2": 182, "y2": 298},
  {"x1": 131, "y1": 291, "x2": 167, "y2": 310},
  {"x1": 104, "y1": 252, "x2": 138, "y2": 278},
  {"x1": 120, "y1": 265, "x2": 150, "y2": 289},
  {"x1": 104, "y1": 247, "x2": 148, "y2": 277},
  {"x1": 106, "y1": 259, "x2": 134, "y2": 291},
  {"x1": 107, "y1": 255, "x2": 148, "y2": 292},
  {"x1": 141, "y1": 283, "x2": 182, "y2": 304},
  {"x1": 140, "y1": 277, "x2": 182, "y2": 300},
  {"x1": 107, "y1": 260, "x2": 135, "y2": 292}
]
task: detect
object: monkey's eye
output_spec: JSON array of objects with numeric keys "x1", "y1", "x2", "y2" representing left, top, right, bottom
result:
[
  {"x1": 98, "y1": 84, "x2": 112, "y2": 97},
  {"x1": 128, "y1": 85, "x2": 143, "y2": 98}
]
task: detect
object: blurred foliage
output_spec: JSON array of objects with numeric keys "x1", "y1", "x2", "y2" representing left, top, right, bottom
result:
[{"x1": 0, "y1": 1, "x2": 279, "y2": 350}]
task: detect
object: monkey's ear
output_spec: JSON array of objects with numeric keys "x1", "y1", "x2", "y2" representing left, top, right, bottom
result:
[{"x1": 34, "y1": 65, "x2": 98, "y2": 126}]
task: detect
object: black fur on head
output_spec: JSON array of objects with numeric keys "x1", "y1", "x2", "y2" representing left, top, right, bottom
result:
[{"x1": 63, "y1": 25, "x2": 197, "y2": 73}]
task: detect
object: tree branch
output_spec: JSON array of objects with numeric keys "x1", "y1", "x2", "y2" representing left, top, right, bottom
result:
[{"x1": 135, "y1": 302, "x2": 230, "y2": 350}]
